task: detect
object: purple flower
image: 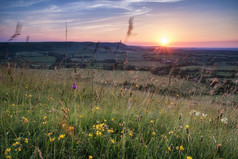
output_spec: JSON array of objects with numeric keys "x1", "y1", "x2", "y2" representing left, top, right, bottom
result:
[{"x1": 72, "y1": 83, "x2": 78, "y2": 89}]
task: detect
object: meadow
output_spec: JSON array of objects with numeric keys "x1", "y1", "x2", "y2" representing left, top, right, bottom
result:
[{"x1": 0, "y1": 66, "x2": 237, "y2": 159}]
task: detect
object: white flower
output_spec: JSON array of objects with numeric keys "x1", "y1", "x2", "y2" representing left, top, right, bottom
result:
[
  {"x1": 202, "y1": 113, "x2": 207, "y2": 118},
  {"x1": 221, "y1": 117, "x2": 228, "y2": 124},
  {"x1": 195, "y1": 112, "x2": 201, "y2": 117}
]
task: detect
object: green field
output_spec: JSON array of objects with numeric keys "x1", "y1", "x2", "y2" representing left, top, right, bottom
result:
[{"x1": 0, "y1": 66, "x2": 237, "y2": 159}]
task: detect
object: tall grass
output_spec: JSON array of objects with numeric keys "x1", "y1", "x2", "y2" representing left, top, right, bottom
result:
[{"x1": 0, "y1": 67, "x2": 237, "y2": 159}]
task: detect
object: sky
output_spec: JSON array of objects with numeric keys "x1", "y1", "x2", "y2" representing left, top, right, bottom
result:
[{"x1": 0, "y1": 0, "x2": 238, "y2": 47}]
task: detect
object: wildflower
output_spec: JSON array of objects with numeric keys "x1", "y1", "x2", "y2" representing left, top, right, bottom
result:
[
  {"x1": 129, "y1": 132, "x2": 133, "y2": 137},
  {"x1": 179, "y1": 113, "x2": 182, "y2": 120},
  {"x1": 95, "y1": 107, "x2": 99, "y2": 110},
  {"x1": 8, "y1": 114, "x2": 13, "y2": 118},
  {"x1": 168, "y1": 147, "x2": 171, "y2": 152},
  {"x1": 110, "y1": 139, "x2": 115, "y2": 144},
  {"x1": 108, "y1": 129, "x2": 114, "y2": 133},
  {"x1": 96, "y1": 131, "x2": 102, "y2": 136},
  {"x1": 221, "y1": 118, "x2": 228, "y2": 124},
  {"x1": 18, "y1": 148, "x2": 21, "y2": 151},
  {"x1": 58, "y1": 134, "x2": 65, "y2": 140},
  {"x1": 43, "y1": 116, "x2": 47, "y2": 120},
  {"x1": 145, "y1": 145, "x2": 147, "y2": 148},
  {"x1": 80, "y1": 115, "x2": 83, "y2": 118},
  {"x1": 16, "y1": 137, "x2": 21, "y2": 141},
  {"x1": 89, "y1": 156, "x2": 93, "y2": 159},
  {"x1": 72, "y1": 83, "x2": 78, "y2": 89},
  {"x1": 129, "y1": 90, "x2": 133, "y2": 97},
  {"x1": 179, "y1": 146, "x2": 184, "y2": 152},
  {"x1": 152, "y1": 132, "x2": 156, "y2": 136},
  {"x1": 176, "y1": 146, "x2": 179, "y2": 150},
  {"x1": 170, "y1": 144, "x2": 174, "y2": 151},
  {"x1": 217, "y1": 144, "x2": 221, "y2": 153},
  {"x1": 22, "y1": 117, "x2": 29, "y2": 123},
  {"x1": 5, "y1": 148, "x2": 11, "y2": 155},
  {"x1": 112, "y1": 118, "x2": 114, "y2": 121},
  {"x1": 150, "y1": 120, "x2": 154, "y2": 124},
  {"x1": 49, "y1": 137, "x2": 55, "y2": 142},
  {"x1": 42, "y1": 121, "x2": 47, "y2": 125},
  {"x1": 195, "y1": 112, "x2": 201, "y2": 117},
  {"x1": 187, "y1": 156, "x2": 192, "y2": 159},
  {"x1": 169, "y1": 131, "x2": 173, "y2": 135},
  {"x1": 28, "y1": 94, "x2": 32, "y2": 98},
  {"x1": 88, "y1": 134, "x2": 93, "y2": 137},
  {"x1": 185, "y1": 125, "x2": 189, "y2": 129},
  {"x1": 202, "y1": 113, "x2": 207, "y2": 118},
  {"x1": 24, "y1": 138, "x2": 28, "y2": 143},
  {"x1": 5, "y1": 156, "x2": 12, "y2": 159}
]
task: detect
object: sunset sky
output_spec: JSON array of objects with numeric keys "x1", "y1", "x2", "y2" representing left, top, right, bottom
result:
[{"x1": 0, "y1": 0, "x2": 238, "y2": 47}]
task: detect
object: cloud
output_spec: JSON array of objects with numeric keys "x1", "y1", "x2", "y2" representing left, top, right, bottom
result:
[
  {"x1": 0, "y1": 0, "x2": 47, "y2": 8},
  {"x1": 123, "y1": 0, "x2": 183, "y2": 3}
]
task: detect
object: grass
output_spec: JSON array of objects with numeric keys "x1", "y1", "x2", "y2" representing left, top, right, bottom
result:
[{"x1": 0, "y1": 66, "x2": 237, "y2": 159}]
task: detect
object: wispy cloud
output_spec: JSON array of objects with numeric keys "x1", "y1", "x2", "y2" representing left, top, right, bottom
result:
[{"x1": 123, "y1": 0, "x2": 183, "y2": 2}]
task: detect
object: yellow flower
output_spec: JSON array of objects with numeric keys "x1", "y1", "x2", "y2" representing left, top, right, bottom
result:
[
  {"x1": 80, "y1": 115, "x2": 83, "y2": 118},
  {"x1": 96, "y1": 131, "x2": 102, "y2": 136},
  {"x1": 129, "y1": 132, "x2": 133, "y2": 137},
  {"x1": 176, "y1": 146, "x2": 179, "y2": 150},
  {"x1": 42, "y1": 121, "x2": 47, "y2": 125},
  {"x1": 110, "y1": 139, "x2": 115, "y2": 144},
  {"x1": 5, "y1": 148, "x2": 11, "y2": 154},
  {"x1": 89, "y1": 156, "x2": 93, "y2": 159},
  {"x1": 169, "y1": 131, "x2": 173, "y2": 135},
  {"x1": 28, "y1": 94, "x2": 32, "y2": 98},
  {"x1": 16, "y1": 137, "x2": 21, "y2": 141},
  {"x1": 50, "y1": 137, "x2": 55, "y2": 142},
  {"x1": 58, "y1": 134, "x2": 65, "y2": 140},
  {"x1": 145, "y1": 145, "x2": 147, "y2": 148},
  {"x1": 43, "y1": 116, "x2": 47, "y2": 120},
  {"x1": 18, "y1": 148, "x2": 21, "y2": 151},
  {"x1": 180, "y1": 146, "x2": 184, "y2": 151},
  {"x1": 24, "y1": 138, "x2": 28, "y2": 143},
  {"x1": 150, "y1": 120, "x2": 154, "y2": 124},
  {"x1": 88, "y1": 134, "x2": 93, "y2": 137},
  {"x1": 168, "y1": 147, "x2": 171, "y2": 152},
  {"x1": 152, "y1": 132, "x2": 156, "y2": 136},
  {"x1": 185, "y1": 125, "x2": 189, "y2": 130},
  {"x1": 95, "y1": 107, "x2": 99, "y2": 110},
  {"x1": 111, "y1": 118, "x2": 114, "y2": 121},
  {"x1": 108, "y1": 129, "x2": 114, "y2": 133},
  {"x1": 187, "y1": 156, "x2": 192, "y2": 159},
  {"x1": 5, "y1": 156, "x2": 12, "y2": 159}
]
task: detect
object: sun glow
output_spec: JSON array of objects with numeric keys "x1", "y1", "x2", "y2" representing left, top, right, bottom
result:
[{"x1": 160, "y1": 38, "x2": 169, "y2": 46}]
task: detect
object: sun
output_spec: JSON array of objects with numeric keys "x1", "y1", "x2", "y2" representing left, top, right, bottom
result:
[{"x1": 160, "y1": 38, "x2": 169, "y2": 46}]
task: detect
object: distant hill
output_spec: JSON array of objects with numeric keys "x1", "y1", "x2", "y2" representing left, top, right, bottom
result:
[{"x1": 0, "y1": 42, "x2": 130, "y2": 56}]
